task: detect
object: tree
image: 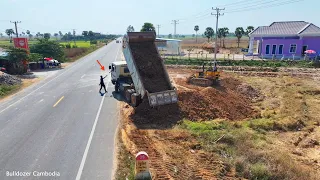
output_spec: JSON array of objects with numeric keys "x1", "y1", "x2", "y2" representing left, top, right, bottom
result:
[
  {"x1": 59, "y1": 31, "x2": 63, "y2": 37},
  {"x1": 0, "y1": 33, "x2": 3, "y2": 38},
  {"x1": 88, "y1": 31, "x2": 94, "y2": 40},
  {"x1": 245, "y1": 26, "x2": 255, "y2": 36},
  {"x1": 44, "y1": 33, "x2": 51, "y2": 40},
  {"x1": 7, "y1": 47, "x2": 28, "y2": 74},
  {"x1": 127, "y1": 25, "x2": 135, "y2": 32},
  {"x1": 5, "y1": 29, "x2": 15, "y2": 43},
  {"x1": 82, "y1": 31, "x2": 88, "y2": 41},
  {"x1": 36, "y1": 32, "x2": 41, "y2": 38},
  {"x1": 194, "y1": 25, "x2": 199, "y2": 42},
  {"x1": 168, "y1": 34, "x2": 172, "y2": 39},
  {"x1": 26, "y1": 30, "x2": 30, "y2": 35},
  {"x1": 141, "y1": 22, "x2": 155, "y2": 32},
  {"x1": 235, "y1": 27, "x2": 245, "y2": 48},
  {"x1": 22, "y1": 32, "x2": 25, "y2": 36},
  {"x1": 222, "y1": 27, "x2": 229, "y2": 48},
  {"x1": 217, "y1": 28, "x2": 224, "y2": 47},
  {"x1": 204, "y1": 27, "x2": 214, "y2": 42},
  {"x1": 192, "y1": 34, "x2": 195, "y2": 37},
  {"x1": 30, "y1": 39, "x2": 65, "y2": 62},
  {"x1": 54, "y1": 33, "x2": 59, "y2": 40}
]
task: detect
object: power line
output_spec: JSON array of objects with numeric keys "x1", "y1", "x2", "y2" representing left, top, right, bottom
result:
[
  {"x1": 226, "y1": 0, "x2": 289, "y2": 11},
  {"x1": 157, "y1": 25, "x2": 161, "y2": 37},
  {"x1": 10, "y1": 21, "x2": 21, "y2": 38},
  {"x1": 211, "y1": 7, "x2": 224, "y2": 63},
  {"x1": 172, "y1": 20, "x2": 179, "y2": 38},
  {"x1": 218, "y1": 0, "x2": 256, "y2": 7},
  {"x1": 225, "y1": 0, "x2": 305, "y2": 13}
]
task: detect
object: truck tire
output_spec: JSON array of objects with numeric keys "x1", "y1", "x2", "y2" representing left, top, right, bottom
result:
[
  {"x1": 125, "y1": 89, "x2": 132, "y2": 103},
  {"x1": 131, "y1": 93, "x2": 141, "y2": 107},
  {"x1": 115, "y1": 82, "x2": 120, "y2": 93}
]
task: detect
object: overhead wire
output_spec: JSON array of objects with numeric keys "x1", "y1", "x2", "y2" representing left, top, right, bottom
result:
[{"x1": 224, "y1": 0, "x2": 305, "y2": 13}]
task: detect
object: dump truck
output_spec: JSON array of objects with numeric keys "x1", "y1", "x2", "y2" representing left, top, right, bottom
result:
[{"x1": 109, "y1": 32, "x2": 178, "y2": 107}]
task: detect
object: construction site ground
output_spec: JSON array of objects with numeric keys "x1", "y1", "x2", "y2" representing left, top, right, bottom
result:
[{"x1": 115, "y1": 66, "x2": 320, "y2": 180}]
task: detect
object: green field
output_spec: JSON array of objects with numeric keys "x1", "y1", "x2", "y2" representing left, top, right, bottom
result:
[
  {"x1": 0, "y1": 40, "x2": 91, "y2": 48},
  {"x1": 60, "y1": 41, "x2": 91, "y2": 48}
]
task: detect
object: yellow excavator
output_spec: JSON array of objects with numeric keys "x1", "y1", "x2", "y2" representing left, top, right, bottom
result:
[{"x1": 188, "y1": 62, "x2": 221, "y2": 86}]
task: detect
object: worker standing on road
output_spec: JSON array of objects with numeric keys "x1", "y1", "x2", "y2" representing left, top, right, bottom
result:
[{"x1": 99, "y1": 75, "x2": 108, "y2": 94}]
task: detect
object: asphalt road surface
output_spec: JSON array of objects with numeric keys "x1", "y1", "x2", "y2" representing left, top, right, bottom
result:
[{"x1": 0, "y1": 40, "x2": 122, "y2": 180}]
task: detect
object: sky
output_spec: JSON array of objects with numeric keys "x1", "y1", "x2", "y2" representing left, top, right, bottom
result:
[{"x1": 0, "y1": 0, "x2": 319, "y2": 36}]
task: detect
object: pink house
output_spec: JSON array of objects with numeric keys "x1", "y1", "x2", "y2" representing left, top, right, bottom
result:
[{"x1": 248, "y1": 21, "x2": 320, "y2": 59}]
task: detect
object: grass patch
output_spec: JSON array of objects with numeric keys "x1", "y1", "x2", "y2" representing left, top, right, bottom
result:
[
  {"x1": 115, "y1": 130, "x2": 135, "y2": 180},
  {"x1": 0, "y1": 84, "x2": 21, "y2": 98},
  {"x1": 180, "y1": 119, "x2": 314, "y2": 179},
  {"x1": 164, "y1": 58, "x2": 316, "y2": 68},
  {"x1": 60, "y1": 41, "x2": 91, "y2": 48}
]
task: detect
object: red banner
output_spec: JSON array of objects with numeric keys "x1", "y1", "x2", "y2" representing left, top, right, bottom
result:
[{"x1": 13, "y1": 38, "x2": 29, "y2": 50}]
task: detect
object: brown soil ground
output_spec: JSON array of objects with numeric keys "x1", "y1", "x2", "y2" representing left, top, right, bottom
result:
[{"x1": 117, "y1": 67, "x2": 320, "y2": 180}]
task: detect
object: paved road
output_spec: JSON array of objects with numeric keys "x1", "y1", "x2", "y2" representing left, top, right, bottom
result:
[{"x1": 0, "y1": 40, "x2": 122, "y2": 180}]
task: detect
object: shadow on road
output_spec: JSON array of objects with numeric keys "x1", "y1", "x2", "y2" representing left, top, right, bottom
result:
[{"x1": 112, "y1": 91, "x2": 126, "y2": 102}]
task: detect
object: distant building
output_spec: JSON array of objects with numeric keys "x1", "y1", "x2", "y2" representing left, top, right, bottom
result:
[
  {"x1": 155, "y1": 38, "x2": 182, "y2": 55},
  {"x1": 249, "y1": 21, "x2": 320, "y2": 59}
]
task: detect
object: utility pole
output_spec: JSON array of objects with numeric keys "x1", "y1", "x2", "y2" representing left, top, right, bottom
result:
[
  {"x1": 72, "y1": 29, "x2": 76, "y2": 45},
  {"x1": 171, "y1": 20, "x2": 179, "y2": 38},
  {"x1": 157, "y1": 25, "x2": 161, "y2": 38},
  {"x1": 211, "y1": 7, "x2": 224, "y2": 64},
  {"x1": 10, "y1": 21, "x2": 21, "y2": 38}
]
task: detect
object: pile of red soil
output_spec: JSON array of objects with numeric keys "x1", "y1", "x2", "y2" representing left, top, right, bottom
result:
[
  {"x1": 130, "y1": 42, "x2": 171, "y2": 93},
  {"x1": 129, "y1": 76, "x2": 260, "y2": 125}
]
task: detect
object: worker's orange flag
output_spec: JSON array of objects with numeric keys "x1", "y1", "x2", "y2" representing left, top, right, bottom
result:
[{"x1": 96, "y1": 60, "x2": 105, "y2": 71}]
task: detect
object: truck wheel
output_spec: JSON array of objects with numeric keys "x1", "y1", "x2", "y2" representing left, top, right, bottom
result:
[
  {"x1": 131, "y1": 93, "x2": 141, "y2": 107},
  {"x1": 115, "y1": 82, "x2": 119, "y2": 93},
  {"x1": 125, "y1": 89, "x2": 132, "y2": 103}
]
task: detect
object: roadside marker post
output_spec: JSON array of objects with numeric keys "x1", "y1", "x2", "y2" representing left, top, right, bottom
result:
[{"x1": 135, "y1": 151, "x2": 152, "y2": 180}]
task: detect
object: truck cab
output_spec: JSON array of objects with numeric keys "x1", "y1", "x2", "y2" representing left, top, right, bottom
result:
[{"x1": 109, "y1": 61, "x2": 131, "y2": 85}]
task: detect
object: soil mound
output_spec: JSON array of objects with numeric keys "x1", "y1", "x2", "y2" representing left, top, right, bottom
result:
[
  {"x1": 129, "y1": 76, "x2": 260, "y2": 125},
  {"x1": 0, "y1": 72, "x2": 22, "y2": 86}
]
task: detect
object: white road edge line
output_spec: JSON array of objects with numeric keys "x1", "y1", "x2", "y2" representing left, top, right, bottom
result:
[
  {"x1": 75, "y1": 43, "x2": 120, "y2": 180},
  {"x1": 75, "y1": 93, "x2": 105, "y2": 180},
  {"x1": 0, "y1": 46, "x2": 101, "y2": 114}
]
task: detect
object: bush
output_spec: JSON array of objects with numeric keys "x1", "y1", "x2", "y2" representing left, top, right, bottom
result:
[
  {"x1": 250, "y1": 163, "x2": 271, "y2": 180},
  {"x1": 90, "y1": 40, "x2": 97, "y2": 45},
  {"x1": 65, "y1": 44, "x2": 71, "y2": 49},
  {"x1": 72, "y1": 45, "x2": 78, "y2": 48}
]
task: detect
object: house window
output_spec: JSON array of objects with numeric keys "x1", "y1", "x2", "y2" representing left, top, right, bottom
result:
[
  {"x1": 265, "y1": 45, "x2": 270, "y2": 55},
  {"x1": 272, "y1": 45, "x2": 277, "y2": 55},
  {"x1": 290, "y1": 44, "x2": 297, "y2": 53},
  {"x1": 278, "y1": 45, "x2": 284, "y2": 54}
]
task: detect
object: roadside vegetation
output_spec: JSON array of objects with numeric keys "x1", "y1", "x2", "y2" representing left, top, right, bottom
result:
[
  {"x1": 164, "y1": 58, "x2": 320, "y2": 68},
  {"x1": 0, "y1": 84, "x2": 20, "y2": 98}
]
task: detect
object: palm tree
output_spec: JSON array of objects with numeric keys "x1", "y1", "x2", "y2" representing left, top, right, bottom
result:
[
  {"x1": 217, "y1": 28, "x2": 224, "y2": 47},
  {"x1": 235, "y1": 27, "x2": 245, "y2": 48},
  {"x1": 222, "y1": 27, "x2": 229, "y2": 48},
  {"x1": 54, "y1": 33, "x2": 59, "y2": 40},
  {"x1": 0, "y1": 33, "x2": 3, "y2": 38},
  {"x1": 5, "y1": 29, "x2": 15, "y2": 43},
  {"x1": 194, "y1": 25, "x2": 199, "y2": 43},
  {"x1": 245, "y1": 26, "x2": 255, "y2": 36}
]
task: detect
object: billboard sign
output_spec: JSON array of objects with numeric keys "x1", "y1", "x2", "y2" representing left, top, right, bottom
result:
[{"x1": 13, "y1": 38, "x2": 29, "y2": 50}]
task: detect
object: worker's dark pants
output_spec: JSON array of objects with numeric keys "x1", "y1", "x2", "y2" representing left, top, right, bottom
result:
[{"x1": 99, "y1": 84, "x2": 107, "y2": 93}]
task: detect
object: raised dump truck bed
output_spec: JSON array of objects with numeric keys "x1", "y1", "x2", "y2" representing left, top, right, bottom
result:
[{"x1": 121, "y1": 32, "x2": 178, "y2": 107}]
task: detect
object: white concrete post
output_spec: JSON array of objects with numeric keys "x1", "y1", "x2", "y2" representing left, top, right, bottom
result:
[{"x1": 248, "y1": 37, "x2": 254, "y2": 54}]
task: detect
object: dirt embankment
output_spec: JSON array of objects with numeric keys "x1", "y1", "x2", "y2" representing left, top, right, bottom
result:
[{"x1": 129, "y1": 70, "x2": 260, "y2": 129}]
